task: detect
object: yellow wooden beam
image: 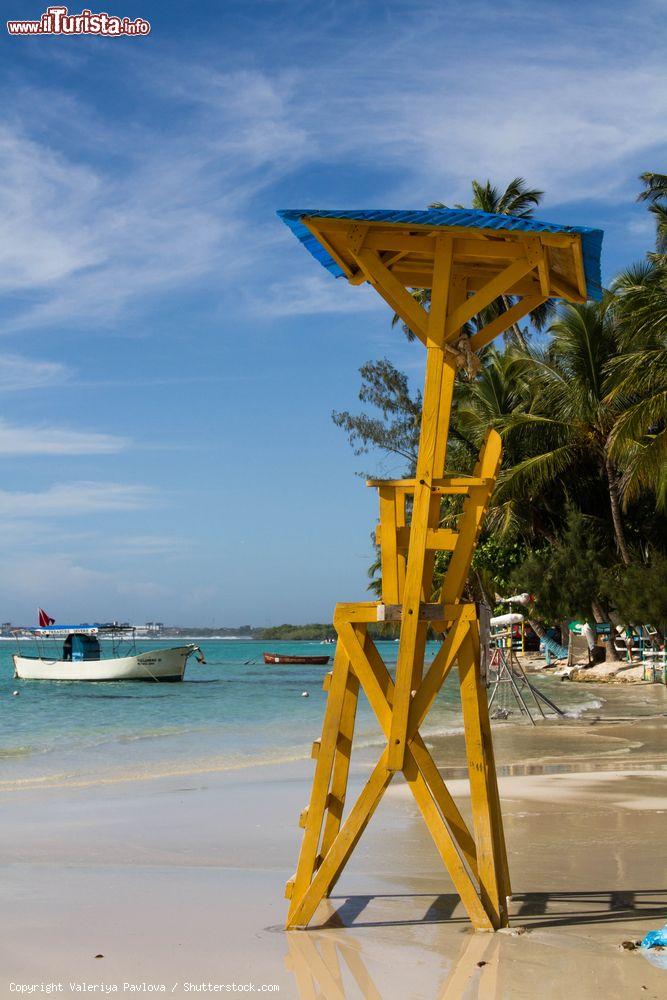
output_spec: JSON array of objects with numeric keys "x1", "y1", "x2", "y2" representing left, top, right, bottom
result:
[
  {"x1": 353, "y1": 248, "x2": 429, "y2": 344},
  {"x1": 361, "y1": 232, "x2": 527, "y2": 262},
  {"x1": 389, "y1": 351, "x2": 449, "y2": 768},
  {"x1": 402, "y1": 748, "x2": 494, "y2": 929},
  {"x1": 320, "y1": 651, "x2": 361, "y2": 889},
  {"x1": 458, "y1": 621, "x2": 510, "y2": 928},
  {"x1": 301, "y1": 219, "x2": 355, "y2": 280},
  {"x1": 468, "y1": 294, "x2": 546, "y2": 353},
  {"x1": 550, "y1": 271, "x2": 587, "y2": 303},
  {"x1": 375, "y1": 524, "x2": 458, "y2": 551},
  {"x1": 287, "y1": 641, "x2": 353, "y2": 923},
  {"x1": 466, "y1": 273, "x2": 542, "y2": 296},
  {"x1": 428, "y1": 236, "x2": 455, "y2": 347},
  {"x1": 310, "y1": 215, "x2": 578, "y2": 249},
  {"x1": 366, "y1": 475, "x2": 490, "y2": 491},
  {"x1": 444, "y1": 255, "x2": 538, "y2": 341},
  {"x1": 571, "y1": 235, "x2": 588, "y2": 300},
  {"x1": 440, "y1": 429, "x2": 502, "y2": 605},
  {"x1": 286, "y1": 750, "x2": 393, "y2": 927}
]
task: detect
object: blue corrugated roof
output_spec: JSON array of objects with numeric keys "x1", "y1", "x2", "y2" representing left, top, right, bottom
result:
[{"x1": 277, "y1": 208, "x2": 603, "y2": 301}]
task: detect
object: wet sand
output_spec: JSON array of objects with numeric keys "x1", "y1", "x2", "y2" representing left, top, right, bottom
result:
[{"x1": 1, "y1": 685, "x2": 665, "y2": 998}]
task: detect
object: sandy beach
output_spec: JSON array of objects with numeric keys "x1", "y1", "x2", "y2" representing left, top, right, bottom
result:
[{"x1": 1, "y1": 683, "x2": 665, "y2": 999}]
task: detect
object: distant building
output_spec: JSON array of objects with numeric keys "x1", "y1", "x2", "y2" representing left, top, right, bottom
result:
[{"x1": 135, "y1": 621, "x2": 165, "y2": 637}]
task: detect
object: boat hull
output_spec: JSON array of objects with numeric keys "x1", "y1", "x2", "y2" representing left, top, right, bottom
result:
[
  {"x1": 13, "y1": 645, "x2": 198, "y2": 682},
  {"x1": 263, "y1": 652, "x2": 330, "y2": 665}
]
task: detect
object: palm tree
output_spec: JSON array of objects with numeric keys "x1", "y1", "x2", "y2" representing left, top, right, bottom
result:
[
  {"x1": 606, "y1": 259, "x2": 667, "y2": 511},
  {"x1": 637, "y1": 172, "x2": 667, "y2": 253},
  {"x1": 495, "y1": 300, "x2": 634, "y2": 565}
]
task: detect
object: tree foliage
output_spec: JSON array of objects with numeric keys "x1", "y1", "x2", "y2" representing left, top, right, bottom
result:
[
  {"x1": 332, "y1": 359, "x2": 421, "y2": 470},
  {"x1": 508, "y1": 507, "x2": 606, "y2": 623},
  {"x1": 603, "y1": 553, "x2": 667, "y2": 630}
]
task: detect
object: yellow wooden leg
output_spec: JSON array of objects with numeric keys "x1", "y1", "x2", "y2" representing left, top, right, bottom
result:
[
  {"x1": 379, "y1": 489, "x2": 400, "y2": 604},
  {"x1": 473, "y1": 624, "x2": 512, "y2": 905},
  {"x1": 409, "y1": 734, "x2": 479, "y2": 878},
  {"x1": 287, "y1": 751, "x2": 393, "y2": 928},
  {"x1": 287, "y1": 639, "x2": 353, "y2": 923},
  {"x1": 458, "y1": 622, "x2": 510, "y2": 928},
  {"x1": 389, "y1": 239, "x2": 456, "y2": 770},
  {"x1": 403, "y1": 746, "x2": 494, "y2": 930},
  {"x1": 321, "y1": 640, "x2": 361, "y2": 896}
]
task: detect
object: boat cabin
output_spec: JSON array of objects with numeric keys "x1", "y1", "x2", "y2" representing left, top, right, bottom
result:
[{"x1": 63, "y1": 632, "x2": 101, "y2": 661}]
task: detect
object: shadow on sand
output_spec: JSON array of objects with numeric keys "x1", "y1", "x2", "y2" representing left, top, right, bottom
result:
[{"x1": 314, "y1": 887, "x2": 666, "y2": 930}]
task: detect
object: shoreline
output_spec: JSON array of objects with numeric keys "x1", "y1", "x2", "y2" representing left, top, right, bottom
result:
[{"x1": 0, "y1": 680, "x2": 664, "y2": 795}]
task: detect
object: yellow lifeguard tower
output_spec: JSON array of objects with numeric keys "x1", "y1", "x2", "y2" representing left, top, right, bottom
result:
[{"x1": 277, "y1": 207, "x2": 603, "y2": 931}]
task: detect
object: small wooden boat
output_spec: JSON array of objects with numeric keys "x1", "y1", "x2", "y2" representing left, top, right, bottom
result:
[{"x1": 263, "y1": 652, "x2": 330, "y2": 665}]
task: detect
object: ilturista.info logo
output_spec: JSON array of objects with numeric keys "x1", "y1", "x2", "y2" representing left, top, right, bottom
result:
[{"x1": 7, "y1": 6, "x2": 151, "y2": 35}]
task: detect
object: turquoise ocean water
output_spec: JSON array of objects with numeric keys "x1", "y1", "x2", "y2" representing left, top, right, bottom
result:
[{"x1": 0, "y1": 638, "x2": 600, "y2": 791}]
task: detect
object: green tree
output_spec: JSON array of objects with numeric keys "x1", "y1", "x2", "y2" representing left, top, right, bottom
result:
[
  {"x1": 606, "y1": 259, "x2": 667, "y2": 511},
  {"x1": 496, "y1": 299, "x2": 634, "y2": 564},
  {"x1": 509, "y1": 506, "x2": 606, "y2": 624},
  {"x1": 637, "y1": 171, "x2": 667, "y2": 253},
  {"x1": 604, "y1": 552, "x2": 667, "y2": 636},
  {"x1": 331, "y1": 359, "x2": 422, "y2": 471}
]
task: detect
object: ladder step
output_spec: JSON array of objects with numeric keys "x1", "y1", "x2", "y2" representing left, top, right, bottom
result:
[
  {"x1": 377, "y1": 602, "x2": 470, "y2": 622},
  {"x1": 311, "y1": 739, "x2": 321, "y2": 759},
  {"x1": 376, "y1": 524, "x2": 458, "y2": 551},
  {"x1": 284, "y1": 878, "x2": 295, "y2": 899},
  {"x1": 367, "y1": 475, "x2": 489, "y2": 494},
  {"x1": 298, "y1": 807, "x2": 309, "y2": 828},
  {"x1": 326, "y1": 793, "x2": 344, "y2": 818},
  {"x1": 322, "y1": 670, "x2": 333, "y2": 691}
]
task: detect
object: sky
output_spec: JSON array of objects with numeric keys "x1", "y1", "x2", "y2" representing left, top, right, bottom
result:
[{"x1": 0, "y1": 0, "x2": 665, "y2": 626}]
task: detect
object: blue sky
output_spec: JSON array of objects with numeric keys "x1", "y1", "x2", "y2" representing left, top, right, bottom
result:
[{"x1": 0, "y1": 0, "x2": 664, "y2": 625}]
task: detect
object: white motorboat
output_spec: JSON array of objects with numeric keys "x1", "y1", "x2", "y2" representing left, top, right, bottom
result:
[{"x1": 13, "y1": 624, "x2": 204, "y2": 682}]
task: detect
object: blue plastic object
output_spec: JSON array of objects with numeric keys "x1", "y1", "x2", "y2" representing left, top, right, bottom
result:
[
  {"x1": 277, "y1": 208, "x2": 604, "y2": 301},
  {"x1": 641, "y1": 925, "x2": 667, "y2": 949},
  {"x1": 641, "y1": 925, "x2": 667, "y2": 969}
]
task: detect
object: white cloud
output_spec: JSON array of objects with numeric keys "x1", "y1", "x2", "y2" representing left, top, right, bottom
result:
[
  {"x1": 0, "y1": 482, "x2": 154, "y2": 517},
  {"x1": 0, "y1": 66, "x2": 309, "y2": 332},
  {"x1": 0, "y1": 420, "x2": 127, "y2": 455},
  {"x1": 0, "y1": 553, "x2": 169, "y2": 613},
  {"x1": 0, "y1": 354, "x2": 69, "y2": 391},
  {"x1": 251, "y1": 273, "x2": 382, "y2": 317}
]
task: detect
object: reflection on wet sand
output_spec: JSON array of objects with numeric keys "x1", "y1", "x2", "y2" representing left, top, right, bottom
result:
[
  {"x1": 286, "y1": 909, "x2": 501, "y2": 999},
  {"x1": 284, "y1": 887, "x2": 667, "y2": 998}
]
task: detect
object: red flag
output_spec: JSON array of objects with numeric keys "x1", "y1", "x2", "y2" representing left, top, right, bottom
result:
[{"x1": 38, "y1": 608, "x2": 55, "y2": 627}]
